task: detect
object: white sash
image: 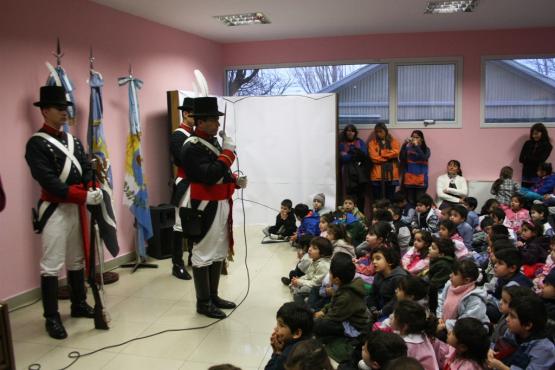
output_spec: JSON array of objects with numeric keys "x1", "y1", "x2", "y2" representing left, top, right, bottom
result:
[
  {"x1": 174, "y1": 128, "x2": 188, "y2": 136},
  {"x1": 184, "y1": 136, "x2": 221, "y2": 157},
  {"x1": 32, "y1": 132, "x2": 82, "y2": 183}
]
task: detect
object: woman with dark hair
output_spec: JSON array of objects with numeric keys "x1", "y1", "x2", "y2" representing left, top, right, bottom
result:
[
  {"x1": 400, "y1": 130, "x2": 431, "y2": 205},
  {"x1": 436, "y1": 160, "x2": 468, "y2": 209},
  {"x1": 339, "y1": 124, "x2": 369, "y2": 211},
  {"x1": 368, "y1": 122, "x2": 400, "y2": 201},
  {"x1": 519, "y1": 122, "x2": 552, "y2": 188}
]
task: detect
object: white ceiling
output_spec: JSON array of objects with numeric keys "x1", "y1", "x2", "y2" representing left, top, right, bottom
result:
[{"x1": 91, "y1": 0, "x2": 555, "y2": 43}]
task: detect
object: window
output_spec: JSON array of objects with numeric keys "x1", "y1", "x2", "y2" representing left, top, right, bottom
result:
[
  {"x1": 396, "y1": 64, "x2": 456, "y2": 122},
  {"x1": 226, "y1": 58, "x2": 461, "y2": 128},
  {"x1": 482, "y1": 57, "x2": 555, "y2": 127}
]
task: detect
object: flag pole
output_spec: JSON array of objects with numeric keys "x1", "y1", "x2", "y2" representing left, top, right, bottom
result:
[{"x1": 118, "y1": 65, "x2": 157, "y2": 273}]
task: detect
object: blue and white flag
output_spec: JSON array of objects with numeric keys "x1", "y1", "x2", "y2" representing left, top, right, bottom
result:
[
  {"x1": 46, "y1": 62, "x2": 76, "y2": 132},
  {"x1": 88, "y1": 70, "x2": 119, "y2": 258},
  {"x1": 118, "y1": 75, "x2": 153, "y2": 257}
]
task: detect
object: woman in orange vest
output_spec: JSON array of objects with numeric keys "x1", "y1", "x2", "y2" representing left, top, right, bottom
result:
[{"x1": 368, "y1": 122, "x2": 400, "y2": 202}]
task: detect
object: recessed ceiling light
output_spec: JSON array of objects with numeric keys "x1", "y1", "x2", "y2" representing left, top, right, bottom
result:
[
  {"x1": 214, "y1": 12, "x2": 271, "y2": 26},
  {"x1": 425, "y1": 0, "x2": 479, "y2": 14}
]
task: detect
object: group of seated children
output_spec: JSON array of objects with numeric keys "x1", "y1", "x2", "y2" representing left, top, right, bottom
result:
[{"x1": 263, "y1": 168, "x2": 555, "y2": 370}]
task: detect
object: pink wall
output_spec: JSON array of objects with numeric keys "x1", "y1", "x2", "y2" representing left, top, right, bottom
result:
[
  {"x1": 0, "y1": 0, "x2": 223, "y2": 300},
  {"x1": 223, "y1": 28, "x2": 555, "y2": 194}
]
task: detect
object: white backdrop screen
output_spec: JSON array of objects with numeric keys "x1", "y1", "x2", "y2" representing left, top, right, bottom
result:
[{"x1": 220, "y1": 94, "x2": 338, "y2": 226}]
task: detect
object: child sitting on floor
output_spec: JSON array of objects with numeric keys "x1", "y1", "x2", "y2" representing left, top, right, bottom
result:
[
  {"x1": 491, "y1": 285, "x2": 535, "y2": 344},
  {"x1": 389, "y1": 205, "x2": 412, "y2": 254},
  {"x1": 487, "y1": 295, "x2": 555, "y2": 370},
  {"x1": 411, "y1": 194, "x2": 439, "y2": 235},
  {"x1": 440, "y1": 317, "x2": 490, "y2": 370},
  {"x1": 391, "y1": 300, "x2": 439, "y2": 370},
  {"x1": 463, "y1": 197, "x2": 480, "y2": 231},
  {"x1": 327, "y1": 223, "x2": 356, "y2": 258},
  {"x1": 263, "y1": 198, "x2": 297, "y2": 240},
  {"x1": 438, "y1": 219, "x2": 469, "y2": 259},
  {"x1": 402, "y1": 230, "x2": 432, "y2": 276},
  {"x1": 342, "y1": 195, "x2": 367, "y2": 225},
  {"x1": 290, "y1": 237, "x2": 333, "y2": 305},
  {"x1": 427, "y1": 237, "x2": 456, "y2": 314},
  {"x1": 319, "y1": 213, "x2": 334, "y2": 239},
  {"x1": 313, "y1": 253, "x2": 370, "y2": 340},
  {"x1": 530, "y1": 203, "x2": 554, "y2": 237},
  {"x1": 533, "y1": 235, "x2": 555, "y2": 294},
  {"x1": 517, "y1": 220, "x2": 550, "y2": 274},
  {"x1": 450, "y1": 204, "x2": 473, "y2": 250},
  {"x1": 437, "y1": 259, "x2": 489, "y2": 333},
  {"x1": 265, "y1": 302, "x2": 313, "y2": 370},
  {"x1": 502, "y1": 195, "x2": 530, "y2": 235},
  {"x1": 290, "y1": 203, "x2": 320, "y2": 247},
  {"x1": 368, "y1": 247, "x2": 408, "y2": 321}
]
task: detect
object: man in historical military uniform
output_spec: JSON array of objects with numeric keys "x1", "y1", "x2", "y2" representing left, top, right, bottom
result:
[
  {"x1": 169, "y1": 97, "x2": 195, "y2": 280},
  {"x1": 180, "y1": 97, "x2": 247, "y2": 319},
  {"x1": 25, "y1": 86, "x2": 103, "y2": 339}
]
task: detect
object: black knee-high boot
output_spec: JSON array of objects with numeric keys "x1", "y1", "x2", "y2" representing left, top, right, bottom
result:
[
  {"x1": 172, "y1": 231, "x2": 191, "y2": 280},
  {"x1": 68, "y1": 269, "x2": 95, "y2": 318},
  {"x1": 209, "y1": 261, "x2": 236, "y2": 309},
  {"x1": 41, "y1": 276, "x2": 67, "y2": 339},
  {"x1": 192, "y1": 266, "x2": 226, "y2": 319}
]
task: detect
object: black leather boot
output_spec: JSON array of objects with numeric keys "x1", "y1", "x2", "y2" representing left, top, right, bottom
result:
[
  {"x1": 209, "y1": 261, "x2": 236, "y2": 309},
  {"x1": 172, "y1": 231, "x2": 191, "y2": 280},
  {"x1": 41, "y1": 276, "x2": 67, "y2": 339},
  {"x1": 192, "y1": 266, "x2": 226, "y2": 319},
  {"x1": 68, "y1": 269, "x2": 95, "y2": 318}
]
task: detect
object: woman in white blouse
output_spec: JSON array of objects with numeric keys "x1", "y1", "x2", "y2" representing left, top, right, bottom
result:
[{"x1": 436, "y1": 160, "x2": 468, "y2": 209}]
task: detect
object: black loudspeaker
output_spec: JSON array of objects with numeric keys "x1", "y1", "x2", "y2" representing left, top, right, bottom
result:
[
  {"x1": 147, "y1": 204, "x2": 175, "y2": 259},
  {"x1": 0, "y1": 302, "x2": 15, "y2": 370}
]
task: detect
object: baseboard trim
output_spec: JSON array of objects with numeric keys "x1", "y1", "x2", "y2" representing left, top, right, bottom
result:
[{"x1": 6, "y1": 252, "x2": 137, "y2": 311}]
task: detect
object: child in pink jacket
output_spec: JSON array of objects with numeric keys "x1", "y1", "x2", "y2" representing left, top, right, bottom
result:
[{"x1": 502, "y1": 195, "x2": 530, "y2": 235}]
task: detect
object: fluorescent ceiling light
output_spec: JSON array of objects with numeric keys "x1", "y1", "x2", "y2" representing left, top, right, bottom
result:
[
  {"x1": 214, "y1": 12, "x2": 271, "y2": 26},
  {"x1": 425, "y1": 0, "x2": 479, "y2": 14}
]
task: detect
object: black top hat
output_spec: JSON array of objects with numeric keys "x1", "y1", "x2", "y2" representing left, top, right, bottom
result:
[
  {"x1": 178, "y1": 97, "x2": 194, "y2": 111},
  {"x1": 33, "y1": 86, "x2": 73, "y2": 108},
  {"x1": 190, "y1": 97, "x2": 224, "y2": 118}
]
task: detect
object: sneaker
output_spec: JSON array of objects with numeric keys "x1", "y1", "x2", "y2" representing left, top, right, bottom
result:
[
  {"x1": 262, "y1": 227, "x2": 270, "y2": 237},
  {"x1": 281, "y1": 277, "x2": 291, "y2": 286}
]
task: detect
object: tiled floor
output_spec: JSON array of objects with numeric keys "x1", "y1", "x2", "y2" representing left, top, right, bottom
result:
[{"x1": 11, "y1": 226, "x2": 297, "y2": 370}]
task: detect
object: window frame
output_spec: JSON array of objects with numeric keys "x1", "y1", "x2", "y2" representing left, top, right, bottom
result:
[
  {"x1": 224, "y1": 57, "x2": 463, "y2": 129},
  {"x1": 480, "y1": 54, "x2": 555, "y2": 128}
]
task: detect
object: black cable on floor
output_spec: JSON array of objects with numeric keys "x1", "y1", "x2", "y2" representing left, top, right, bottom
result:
[{"x1": 28, "y1": 189, "x2": 252, "y2": 370}]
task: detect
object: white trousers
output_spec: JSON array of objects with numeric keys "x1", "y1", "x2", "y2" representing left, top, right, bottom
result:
[
  {"x1": 191, "y1": 200, "x2": 230, "y2": 267},
  {"x1": 41, "y1": 203, "x2": 85, "y2": 276}
]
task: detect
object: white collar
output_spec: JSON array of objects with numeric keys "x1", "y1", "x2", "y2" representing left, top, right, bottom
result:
[{"x1": 401, "y1": 333, "x2": 425, "y2": 344}]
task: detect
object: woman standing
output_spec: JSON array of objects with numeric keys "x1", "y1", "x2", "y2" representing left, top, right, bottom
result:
[
  {"x1": 400, "y1": 130, "x2": 431, "y2": 205},
  {"x1": 368, "y1": 122, "x2": 400, "y2": 201},
  {"x1": 436, "y1": 160, "x2": 468, "y2": 209},
  {"x1": 339, "y1": 124, "x2": 369, "y2": 211},
  {"x1": 519, "y1": 123, "x2": 552, "y2": 188}
]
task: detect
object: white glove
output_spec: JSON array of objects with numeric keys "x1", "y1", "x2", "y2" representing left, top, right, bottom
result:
[
  {"x1": 219, "y1": 131, "x2": 236, "y2": 152},
  {"x1": 237, "y1": 176, "x2": 248, "y2": 189},
  {"x1": 86, "y1": 189, "x2": 103, "y2": 205}
]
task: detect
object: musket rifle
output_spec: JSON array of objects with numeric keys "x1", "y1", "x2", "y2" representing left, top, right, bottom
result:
[{"x1": 88, "y1": 158, "x2": 110, "y2": 330}]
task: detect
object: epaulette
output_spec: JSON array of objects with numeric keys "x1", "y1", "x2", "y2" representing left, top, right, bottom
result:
[{"x1": 187, "y1": 137, "x2": 199, "y2": 144}]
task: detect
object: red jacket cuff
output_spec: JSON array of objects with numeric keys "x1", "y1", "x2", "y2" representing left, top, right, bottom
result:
[
  {"x1": 66, "y1": 185, "x2": 88, "y2": 204},
  {"x1": 218, "y1": 149, "x2": 236, "y2": 168}
]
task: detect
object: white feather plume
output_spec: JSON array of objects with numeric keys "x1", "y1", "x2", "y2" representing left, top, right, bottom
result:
[{"x1": 194, "y1": 69, "x2": 209, "y2": 97}]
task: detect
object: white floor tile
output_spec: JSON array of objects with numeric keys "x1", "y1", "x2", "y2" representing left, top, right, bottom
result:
[
  {"x1": 11, "y1": 225, "x2": 297, "y2": 370},
  {"x1": 102, "y1": 353, "x2": 184, "y2": 370}
]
